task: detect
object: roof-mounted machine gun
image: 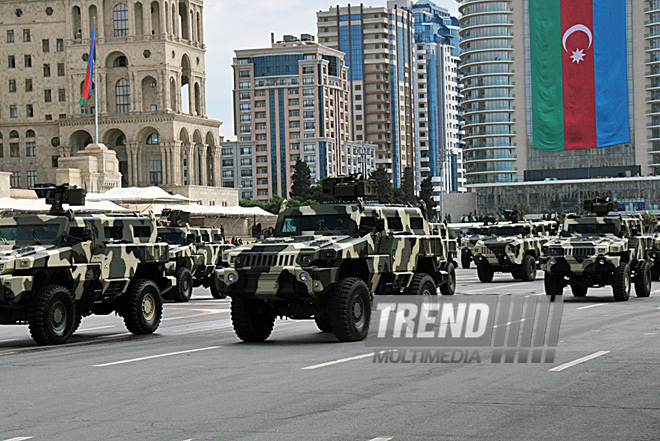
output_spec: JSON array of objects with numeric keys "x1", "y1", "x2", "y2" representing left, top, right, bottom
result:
[{"x1": 31, "y1": 183, "x2": 85, "y2": 215}]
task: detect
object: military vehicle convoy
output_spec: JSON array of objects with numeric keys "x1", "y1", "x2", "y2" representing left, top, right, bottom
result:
[
  {"x1": 540, "y1": 198, "x2": 654, "y2": 301},
  {"x1": 651, "y1": 225, "x2": 660, "y2": 281},
  {"x1": 214, "y1": 176, "x2": 458, "y2": 343},
  {"x1": 158, "y1": 209, "x2": 232, "y2": 302},
  {"x1": 472, "y1": 212, "x2": 558, "y2": 282},
  {"x1": 0, "y1": 185, "x2": 174, "y2": 345},
  {"x1": 459, "y1": 224, "x2": 488, "y2": 269}
]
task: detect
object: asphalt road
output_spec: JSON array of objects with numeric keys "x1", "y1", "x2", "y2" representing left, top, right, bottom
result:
[{"x1": 1, "y1": 268, "x2": 659, "y2": 441}]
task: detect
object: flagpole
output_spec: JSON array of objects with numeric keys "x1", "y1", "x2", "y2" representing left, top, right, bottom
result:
[{"x1": 93, "y1": 17, "x2": 99, "y2": 144}]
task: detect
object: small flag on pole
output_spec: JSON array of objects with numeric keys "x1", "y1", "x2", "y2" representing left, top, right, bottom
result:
[{"x1": 80, "y1": 25, "x2": 96, "y2": 107}]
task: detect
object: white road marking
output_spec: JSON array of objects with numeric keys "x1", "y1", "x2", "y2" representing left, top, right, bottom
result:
[
  {"x1": 368, "y1": 438, "x2": 393, "y2": 441},
  {"x1": 93, "y1": 346, "x2": 221, "y2": 367},
  {"x1": 549, "y1": 350, "x2": 610, "y2": 372},
  {"x1": 302, "y1": 352, "x2": 383, "y2": 370},
  {"x1": 577, "y1": 304, "x2": 608, "y2": 310},
  {"x1": 77, "y1": 325, "x2": 115, "y2": 332},
  {"x1": 0, "y1": 338, "x2": 21, "y2": 343},
  {"x1": 3, "y1": 437, "x2": 33, "y2": 441},
  {"x1": 464, "y1": 282, "x2": 530, "y2": 294},
  {"x1": 161, "y1": 309, "x2": 230, "y2": 321}
]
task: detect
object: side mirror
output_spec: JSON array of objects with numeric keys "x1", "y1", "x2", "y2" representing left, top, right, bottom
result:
[
  {"x1": 83, "y1": 227, "x2": 94, "y2": 241},
  {"x1": 251, "y1": 222, "x2": 262, "y2": 238}
]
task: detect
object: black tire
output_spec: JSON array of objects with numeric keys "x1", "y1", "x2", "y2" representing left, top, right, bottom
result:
[
  {"x1": 634, "y1": 261, "x2": 652, "y2": 298},
  {"x1": 651, "y1": 264, "x2": 660, "y2": 282},
  {"x1": 72, "y1": 313, "x2": 83, "y2": 334},
  {"x1": 440, "y1": 263, "x2": 456, "y2": 296},
  {"x1": 477, "y1": 263, "x2": 494, "y2": 283},
  {"x1": 520, "y1": 255, "x2": 537, "y2": 282},
  {"x1": 122, "y1": 279, "x2": 163, "y2": 334},
  {"x1": 210, "y1": 282, "x2": 227, "y2": 300},
  {"x1": 405, "y1": 273, "x2": 437, "y2": 297},
  {"x1": 28, "y1": 284, "x2": 76, "y2": 345},
  {"x1": 172, "y1": 267, "x2": 193, "y2": 302},
  {"x1": 612, "y1": 262, "x2": 631, "y2": 302},
  {"x1": 314, "y1": 313, "x2": 333, "y2": 333},
  {"x1": 511, "y1": 267, "x2": 523, "y2": 280},
  {"x1": 461, "y1": 252, "x2": 471, "y2": 269},
  {"x1": 231, "y1": 297, "x2": 276, "y2": 342},
  {"x1": 570, "y1": 284, "x2": 588, "y2": 297},
  {"x1": 330, "y1": 277, "x2": 371, "y2": 342},
  {"x1": 544, "y1": 273, "x2": 564, "y2": 297}
]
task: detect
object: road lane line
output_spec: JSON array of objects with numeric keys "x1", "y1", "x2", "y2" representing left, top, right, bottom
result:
[
  {"x1": 302, "y1": 352, "x2": 382, "y2": 370},
  {"x1": 464, "y1": 282, "x2": 530, "y2": 294},
  {"x1": 77, "y1": 325, "x2": 115, "y2": 332},
  {"x1": 577, "y1": 304, "x2": 608, "y2": 310},
  {"x1": 93, "y1": 346, "x2": 221, "y2": 367},
  {"x1": 549, "y1": 350, "x2": 610, "y2": 372},
  {"x1": 0, "y1": 352, "x2": 17, "y2": 356},
  {"x1": 3, "y1": 437, "x2": 33, "y2": 441},
  {"x1": 368, "y1": 438, "x2": 393, "y2": 441},
  {"x1": 161, "y1": 309, "x2": 230, "y2": 321}
]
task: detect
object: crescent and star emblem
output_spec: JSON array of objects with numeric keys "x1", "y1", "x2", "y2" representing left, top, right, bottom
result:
[{"x1": 562, "y1": 24, "x2": 593, "y2": 64}]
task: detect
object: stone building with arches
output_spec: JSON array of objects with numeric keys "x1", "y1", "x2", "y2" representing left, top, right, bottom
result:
[{"x1": 0, "y1": 0, "x2": 229, "y2": 199}]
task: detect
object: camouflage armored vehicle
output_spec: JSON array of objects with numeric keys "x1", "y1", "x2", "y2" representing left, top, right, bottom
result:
[
  {"x1": 158, "y1": 209, "x2": 232, "y2": 302},
  {"x1": 0, "y1": 184, "x2": 174, "y2": 345},
  {"x1": 459, "y1": 224, "x2": 489, "y2": 269},
  {"x1": 214, "y1": 176, "x2": 457, "y2": 342},
  {"x1": 540, "y1": 198, "x2": 654, "y2": 301},
  {"x1": 472, "y1": 211, "x2": 558, "y2": 282},
  {"x1": 651, "y1": 224, "x2": 660, "y2": 281}
]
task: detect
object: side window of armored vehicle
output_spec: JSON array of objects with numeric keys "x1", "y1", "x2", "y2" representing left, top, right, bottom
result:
[
  {"x1": 213, "y1": 233, "x2": 223, "y2": 242},
  {"x1": 523, "y1": 226, "x2": 531, "y2": 236},
  {"x1": 202, "y1": 233, "x2": 210, "y2": 242},
  {"x1": 133, "y1": 226, "x2": 152, "y2": 238},
  {"x1": 358, "y1": 217, "x2": 375, "y2": 236},
  {"x1": 282, "y1": 218, "x2": 297, "y2": 233},
  {"x1": 410, "y1": 217, "x2": 424, "y2": 232},
  {"x1": 67, "y1": 227, "x2": 86, "y2": 243},
  {"x1": 104, "y1": 226, "x2": 124, "y2": 240},
  {"x1": 387, "y1": 216, "x2": 403, "y2": 231}
]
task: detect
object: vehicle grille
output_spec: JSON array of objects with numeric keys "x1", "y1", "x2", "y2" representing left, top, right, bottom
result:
[
  {"x1": 242, "y1": 254, "x2": 295, "y2": 267},
  {"x1": 560, "y1": 247, "x2": 596, "y2": 257},
  {"x1": 486, "y1": 244, "x2": 507, "y2": 255}
]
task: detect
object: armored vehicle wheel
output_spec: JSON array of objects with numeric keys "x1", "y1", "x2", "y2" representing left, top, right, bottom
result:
[
  {"x1": 570, "y1": 284, "x2": 588, "y2": 297},
  {"x1": 544, "y1": 274, "x2": 564, "y2": 297},
  {"x1": 440, "y1": 263, "x2": 456, "y2": 296},
  {"x1": 477, "y1": 263, "x2": 494, "y2": 283},
  {"x1": 122, "y1": 279, "x2": 163, "y2": 334},
  {"x1": 314, "y1": 313, "x2": 333, "y2": 333},
  {"x1": 520, "y1": 255, "x2": 537, "y2": 282},
  {"x1": 210, "y1": 282, "x2": 227, "y2": 299},
  {"x1": 172, "y1": 267, "x2": 193, "y2": 302},
  {"x1": 28, "y1": 284, "x2": 77, "y2": 345},
  {"x1": 405, "y1": 273, "x2": 437, "y2": 297},
  {"x1": 72, "y1": 313, "x2": 83, "y2": 334},
  {"x1": 330, "y1": 277, "x2": 371, "y2": 342},
  {"x1": 461, "y1": 252, "x2": 471, "y2": 269},
  {"x1": 511, "y1": 267, "x2": 523, "y2": 280},
  {"x1": 612, "y1": 262, "x2": 631, "y2": 302},
  {"x1": 634, "y1": 261, "x2": 652, "y2": 298},
  {"x1": 231, "y1": 297, "x2": 276, "y2": 342},
  {"x1": 652, "y1": 265, "x2": 660, "y2": 282}
]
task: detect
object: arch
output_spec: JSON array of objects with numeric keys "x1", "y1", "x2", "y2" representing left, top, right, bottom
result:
[
  {"x1": 72, "y1": 6, "x2": 82, "y2": 39},
  {"x1": 134, "y1": 2, "x2": 144, "y2": 35},
  {"x1": 106, "y1": 51, "x2": 129, "y2": 68},
  {"x1": 181, "y1": 54, "x2": 192, "y2": 114},
  {"x1": 196, "y1": 11, "x2": 201, "y2": 43},
  {"x1": 115, "y1": 78, "x2": 130, "y2": 113},
  {"x1": 113, "y1": 3, "x2": 129, "y2": 37},
  {"x1": 170, "y1": 77, "x2": 177, "y2": 111},
  {"x1": 141, "y1": 76, "x2": 158, "y2": 112},
  {"x1": 101, "y1": 127, "x2": 129, "y2": 185},
  {"x1": 192, "y1": 129, "x2": 203, "y2": 145},
  {"x1": 69, "y1": 130, "x2": 93, "y2": 154},
  {"x1": 137, "y1": 127, "x2": 163, "y2": 185},
  {"x1": 150, "y1": 1, "x2": 161, "y2": 35},
  {"x1": 178, "y1": 1, "x2": 189, "y2": 40},
  {"x1": 88, "y1": 5, "x2": 98, "y2": 37},
  {"x1": 26, "y1": 130, "x2": 35, "y2": 138},
  {"x1": 0, "y1": 132, "x2": 3, "y2": 140},
  {"x1": 205, "y1": 131, "x2": 215, "y2": 146},
  {"x1": 194, "y1": 82, "x2": 201, "y2": 116},
  {"x1": 179, "y1": 127, "x2": 189, "y2": 143},
  {"x1": 9, "y1": 130, "x2": 19, "y2": 138}
]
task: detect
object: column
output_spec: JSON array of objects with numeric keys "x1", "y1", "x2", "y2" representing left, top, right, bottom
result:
[
  {"x1": 200, "y1": 77, "x2": 207, "y2": 117},
  {"x1": 188, "y1": 142, "x2": 197, "y2": 186},
  {"x1": 212, "y1": 147, "x2": 221, "y2": 187},
  {"x1": 198, "y1": 144, "x2": 208, "y2": 186},
  {"x1": 199, "y1": 8, "x2": 204, "y2": 45},
  {"x1": 188, "y1": 76, "x2": 194, "y2": 116},
  {"x1": 143, "y1": 5, "x2": 150, "y2": 37},
  {"x1": 159, "y1": 70, "x2": 167, "y2": 111},
  {"x1": 160, "y1": 1, "x2": 167, "y2": 36},
  {"x1": 127, "y1": 142, "x2": 139, "y2": 186},
  {"x1": 130, "y1": 71, "x2": 139, "y2": 112},
  {"x1": 128, "y1": 3, "x2": 136, "y2": 37}
]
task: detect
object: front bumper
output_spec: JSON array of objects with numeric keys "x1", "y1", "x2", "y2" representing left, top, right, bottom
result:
[
  {"x1": 474, "y1": 253, "x2": 520, "y2": 268},
  {"x1": 0, "y1": 274, "x2": 33, "y2": 303},
  {"x1": 539, "y1": 255, "x2": 618, "y2": 276}
]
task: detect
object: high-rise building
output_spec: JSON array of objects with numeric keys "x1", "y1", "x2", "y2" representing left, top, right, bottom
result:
[
  {"x1": 408, "y1": 0, "x2": 466, "y2": 198},
  {"x1": 458, "y1": 0, "x2": 654, "y2": 186},
  {"x1": 231, "y1": 34, "x2": 351, "y2": 200},
  {"x1": 0, "y1": 0, "x2": 222, "y2": 190},
  {"x1": 317, "y1": 3, "x2": 416, "y2": 186}
]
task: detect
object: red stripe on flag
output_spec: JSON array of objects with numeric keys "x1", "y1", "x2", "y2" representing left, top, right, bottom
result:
[{"x1": 561, "y1": 0, "x2": 597, "y2": 150}]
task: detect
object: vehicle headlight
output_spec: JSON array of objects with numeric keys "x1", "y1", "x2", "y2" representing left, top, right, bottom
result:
[
  {"x1": 322, "y1": 249, "x2": 337, "y2": 260},
  {"x1": 0, "y1": 263, "x2": 5, "y2": 271},
  {"x1": 227, "y1": 273, "x2": 237, "y2": 283},
  {"x1": 299, "y1": 255, "x2": 312, "y2": 265},
  {"x1": 234, "y1": 256, "x2": 241, "y2": 266},
  {"x1": 299, "y1": 272, "x2": 309, "y2": 282},
  {"x1": 549, "y1": 258, "x2": 557, "y2": 266}
]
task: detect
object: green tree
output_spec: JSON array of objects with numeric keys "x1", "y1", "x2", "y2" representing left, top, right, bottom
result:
[
  {"x1": 401, "y1": 166, "x2": 415, "y2": 205},
  {"x1": 290, "y1": 159, "x2": 312, "y2": 201},
  {"x1": 371, "y1": 168, "x2": 393, "y2": 203},
  {"x1": 420, "y1": 176, "x2": 436, "y2": 210},
  {"x1": 392, "y1": 187, "x2": 405, "y2": 205}
]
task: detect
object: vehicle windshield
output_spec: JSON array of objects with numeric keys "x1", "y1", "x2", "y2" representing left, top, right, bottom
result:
[
  {"x1": 275, "y1": 214, "x2": 356, "y2": 237},
  {"x1": 567, "y1": 223, "x2": 618, "y2": 236},
  {"x1": 467, "y1": 228, "x2": 485, "y2": 235},
  {"x1": 0, "y1": 224, "x2": 62, "y2": 243},
  {"x1": 487, "y1": 226, "x2": 524, "y2": 237},
  {"x1": 158, "y1": 231, "x2": 187, "y2": 244}
]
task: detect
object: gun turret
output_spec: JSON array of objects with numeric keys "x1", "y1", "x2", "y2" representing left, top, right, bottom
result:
[
  {"x1": 322, "y1": 174, "x2": 377, "y2": 202},
  {"x1": 32, "y1": 183, "x2": 85, "y2": 215},
  {"x1": 584, "y1": 198, "x2": 617, "y2": 216},
  {"x1": 502, "y1": 209, "x2": 523, "y2": 223},
  {"x1": 161, "y1": 209, "x2": 191, "y2": 227}
]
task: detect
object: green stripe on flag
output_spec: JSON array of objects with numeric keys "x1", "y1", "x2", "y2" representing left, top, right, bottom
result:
[{"x1": 530, "y1": 0, "x2": 564, "y2": 152}]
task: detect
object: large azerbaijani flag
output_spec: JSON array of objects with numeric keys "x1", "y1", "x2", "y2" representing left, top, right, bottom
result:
[
  {"x1": 530, "y1": 0, "x2": 630, "y2": 151},
  {"x1": 80, "y1": 25, "x2": 96, "y2": 107}
]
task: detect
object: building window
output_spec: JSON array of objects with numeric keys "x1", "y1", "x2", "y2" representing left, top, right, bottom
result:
[
  {"x1": 6, "y1": 30, "x2": 14, "y2": 43},
  {"x1": 24, "y1": 55, "x2": 32, "y2": 68},
  {"x1": 113, "y1": 56, "x2": 128, "y2": 67},
  {"x1": 9, "y1": 79, "x2": 16, "y2": 93},
  {"x1": 56, "y1": 39, "x2": 63, "y2": 51},
  {"x1": 238, "y1": 81, "x2": 250, "y2": 89},
  {"x1": 43, "y1": 64, "x2": 51, "y2": 77},
  {"x1": 58, "y1": 88, "x2": 66, "y2": 102},
  {"x1": 42, "y1": 39, "x2": 50, "y2": 53},
  {"x1": 26, "y1": 105, "x2": 34, "y2": 118},
  {"x1": 113, "y1": 4, "x2": 129, "y2": 37},
  {"x1": 115, "y1": 79, "x2": 130, "y2": 112},
  {"x1": 10, "y1": 143, "x2": 19, "y2": 157},
  {"x1": 238, "y1": 70, "x2": 250, "y2": 78},
  {"x1": 10, "y1": 172, "x2": 20, "y2": 188},
  {"x1": 26, "y1": 171, "x2": 37, "y2": 188},
  {"x1": 8, "y1": 56, "x2": 15, "y2": 69},
  {"x1": 52, "y1": 156, "x2": 59, "y2": 168},
  {"x1": 57, "y1": 63, "x2": 64, "y2": 77},
  {"x1": 26, "y1": 142, "x2": 36, "y2": 157},
  {"x1": 25, "y1": 79, "x2": 32, "y2": 92},
  {"x1": 23, "y1": 29, "x2": 30, "y2": 42},
  {"x1": 146, "y1": 133, "x2": 160, "y2": 145},
  {"x1": 149, "y1": 160, "x2": 163, "y2": 184}
]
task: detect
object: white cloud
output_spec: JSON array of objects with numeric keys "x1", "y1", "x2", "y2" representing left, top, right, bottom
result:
[{"x1": 204, "y1": 0, "x2": 459, "y2": 139}]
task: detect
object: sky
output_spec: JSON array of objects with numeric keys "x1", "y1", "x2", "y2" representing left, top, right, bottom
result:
[{"x1": 204, "y1": 0, "x2": 460, "y2": 140}]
